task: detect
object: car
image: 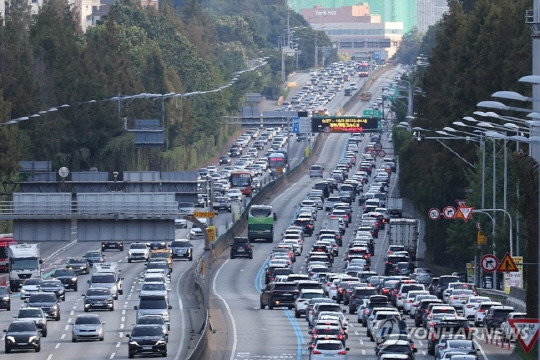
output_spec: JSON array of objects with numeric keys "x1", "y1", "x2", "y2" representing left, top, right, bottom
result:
[
  {"x1": 226, "y1": 188, "x2": 243, "y2": 201},
  {"x1": 66, "y1": 257, "x2": 90, "y2": 274},
  {"x1": 84, "y1": 251, "x2": 105, "y2": 267},
  {"x1": 14, "y1": 307, "x2": 47, "y2": 337},
  {"x1": 83, "y1": 287, "x2": 115, "y2": 312},
  {"x1": 230, "y1": 237, "x2": 253, "y2": 259},
  {"x1": 260, "y1": 282, "x2": 299, "y2": 310},
  {"x1": 169, "y1": 239, "x2": 193, "y2": 261},
  {"x1": 71, "y1": 314, "x2": 105, "y2": 342},
  {"x1": 309, "y1": 339, "x2": 349, "y2": 359},
  {"x1": 446, "y1": 289, "x2": 476, "y2": 311},
  {"x1": 213, "y1": 196, "x2": 232, "y2": 212},
  {"x1": 134, "y1": 296, "x2": 171, "y2": 329},
  {"x1": 135, "y1": 314, "x2": 169, "y2": 335},
  {"x1": 295, "y1": 289, "x2": 325, "y2": 318},
  {"x1": 500, "y1": 312, "x2": 527, "y2": 342},
  {"x1": 39, "y1": 279, "x2": 66, "y2": 301},
  {"x1": 435, "y1": 339, "x2": 478, "y2": 360},
  {"x1": 367, "y1": 310, "x2": 401, "y2": 341},
  {"x1": 427, "y1": 317, "x2": 472, "y2": 355},
  {"x1": 462, "y1": 296, "x2": 491, "y2": 319},
  {"x1": 175, "y1": 218, "x2": 188, "y2": 228},
  {"x1": 483, "y1": 305, "x2": 515, "y2": 330},
  {"x1": 473, "y1": 301, "x2": 502, "y2": 326},
  {"x1": 376, "y1": 339, "x2": 417, "y2": 360},
  {"x1": 219, "y1": 155, "x2": 231, "y2": 165},
  {"x1": 126, "y1": 324, "x2": 168, "y2": 358},
  {"x1": 20, "y1": 278, "x2": 43, "y2": 300},
  {"x1": 0, "y1": 286, "x2": 10, "y2": 311},
  {"x1": 128, "y1": 242, "x2": 150, "y2": 262},
  {"x1": 310, "y1": 164, "x2": 325, "y2": 178},
  {"x1": 309, "y1": 324, "x2": 347, "y2": 346},
  {"x1": 101, "y1": 241, "x2": 124, "y2": 251},
  {"x1": 139, "y1": 282, "x2": 170, "y2": 298},
  {"x1": 51, "y1": 268, "x2": 78, "y2": 291},
  {"x1": 27, "y1": 292, "x2": 61, "y2": 321},
  {"x1": 3, "y1": 320, "x2": 41, "y2": 353}
]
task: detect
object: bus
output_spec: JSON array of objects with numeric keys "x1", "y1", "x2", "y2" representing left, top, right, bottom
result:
[
  {"x1": 358, "y1": 61, "x2": 369, "y2": 77},
  {"x1": 268, "y1": 151, "x2": 288, "y2": 176},
  {"x1": 247, "y1": 205, "x2": 276, "y2": 242},
  {"x1": 229, "y1": 170, "x2": 253, "y2": 197},
  {"x1": 0, "y1": 235, "x2": 16, "y2": 273}
]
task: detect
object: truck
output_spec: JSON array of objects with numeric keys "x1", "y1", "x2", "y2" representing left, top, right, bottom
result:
[
  {"x1": 88, "y1": 262, "x2": 123, "y2": 299},
  {"x1": 0, "y1": 235, "x2": 16, "y2": 272},
  {"x1": 388, "y1": 218, "x2": 419, "y2": 261},
  {"x1": 387, "y1": 197, "x2": 403, "y2": 218},
  {"x1": 8, "y1": 243, "x2": 42, "y2": 292},
  {"x1": 360, "y1": 91, "x2": 372, "y2": 102}
]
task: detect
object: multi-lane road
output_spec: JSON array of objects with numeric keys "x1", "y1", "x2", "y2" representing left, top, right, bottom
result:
[{"x1": 0, "y1": 66, "x2": 515, "y2": 360}]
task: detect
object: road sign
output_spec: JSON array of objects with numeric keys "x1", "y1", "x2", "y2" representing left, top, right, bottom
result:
[
  {"x1": 455, "y1": 199, "x2": 466, "y2": 207},
  {"x1": 292, "y1": 117, "x2": 300, "y2": 134},
  {"x1": 442, "y1": 206, "x2": 456, "y2": 219},
  {"x1": 299, "y1": 117, "x2": 312, "y2": 133},
  {"x1": 455, "y1": 206, "x2": 474, "y2": 222},
  {"x1": 508, "y1": 319, "x2": 540, "y2": 353},
  {"x1": 498, "y1": 252, "x2": 519, "y2": 272},
  {"x1": 480, "y1": 254, "x2": 498, "y2": 272},
  {"x1": 311, "y1": 115, "x2": 380, "y2": 133},
  {"x1": 373, "y1": 142, "x2": 383, "y2": 151},
  {"x1": 193, "y1": 211, "x2": 215, "y2": 218},
  {"x1": 428, "y1": 208, "x2": 441, "y2": 220}
]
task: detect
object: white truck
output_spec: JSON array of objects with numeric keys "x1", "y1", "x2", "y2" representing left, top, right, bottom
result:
[
  {"x1": 88, "y1": 262, "x2": 123, "y2": 299},
  {"x1": 8, "y1": 243, "x2": 42, "y2": 292},
  {"x1": 387, "y1": 197, "x2": 403, "y2": 217},
  {"x1": 388, "y1": 218, "x2": 419, "y2": 261}
]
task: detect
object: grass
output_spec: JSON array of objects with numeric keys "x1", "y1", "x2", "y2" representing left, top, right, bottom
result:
[{"x1": 513, "y1": 341, "x2": 537, "y2": 360}]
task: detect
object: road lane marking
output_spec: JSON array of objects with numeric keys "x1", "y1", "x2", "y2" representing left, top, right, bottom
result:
[{"x1": 213, "y1": 258, "x2": 237, "y2": 360}]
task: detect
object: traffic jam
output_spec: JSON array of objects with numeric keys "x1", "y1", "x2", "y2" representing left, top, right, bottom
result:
[{"x1": 243, "y1": 129, "x2": 524, "y2": 360}]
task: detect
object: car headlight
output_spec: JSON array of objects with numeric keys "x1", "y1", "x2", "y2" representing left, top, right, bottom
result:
[
  {"x1": 28, "y1": 336, "x2": 38, "y2": 342},
  {"x1": 129, "y1": 340, "x2": 139, "y2": 346},
  {"x1": 20, "y1": 289, "x2": 26, "y2": 293},
  {"x1": 72, "y1": 277, "x2": 77, "y2": 281},
  {"x1": 51, "y1": 305, "x2": 58, "y2": 310},
  {"x1": 6, "y1": 336, "x2": 15, "y2": 342},
  {"x1": 2, "y1": 296, "x2": 8, "y2": 301},
  {"x1": 155, "y1": 340, "x2": 167, "y2": 346}
]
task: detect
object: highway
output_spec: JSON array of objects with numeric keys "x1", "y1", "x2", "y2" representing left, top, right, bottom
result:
[{"x1": 0, "y1": 66, "x2": 515, "y2": 360}]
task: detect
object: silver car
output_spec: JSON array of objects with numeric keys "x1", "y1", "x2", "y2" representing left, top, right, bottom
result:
[
  {"x1": 309, "y1": 339, "x2": 349, "y2": 359},
  {"x1": 71, "y1": 314, "x2": 105, "y2": 342}
]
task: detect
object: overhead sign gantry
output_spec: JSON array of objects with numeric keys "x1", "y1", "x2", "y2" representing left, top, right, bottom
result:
[{"x1": 311, "y1": 116, "x2": 381, "y2": 133}]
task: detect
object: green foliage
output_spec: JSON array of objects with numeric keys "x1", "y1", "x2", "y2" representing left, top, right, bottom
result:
[{"x1": 393, "y1": 27, "x2": 423, "y2": 65}]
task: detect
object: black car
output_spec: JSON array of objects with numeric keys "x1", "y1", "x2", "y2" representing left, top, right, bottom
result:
[
  {"x1": 148, "y1": 241, "x2": 167, "y2": 250},
  {"x1": 39, "y1": 280, "x2": 66, "y2": 301},
  {"x1": 84, "y1": 250, "x2": 105, "y2": 267},
  {"x1": 66, "y1": 257, "x2": 90, "y2": 275},
  {"x1": 52, "y1": 269, "x2": 78, "y2": 291},
  {"x1": 230, "y1": 237, "x2": 253, "y2": 259},
  {"x1": 101, "y1": 241, "x2": 124, "y2": 251},
  {"x1": 213, "y1": 196, "x2": 232, "y2": 212},
  {"x1": 83, "y1": 287, "x2": 115, "y2": 312},
  {"x1": 169, "y1": 240, "x2": 193, "y2": 261},
  {"x1": 4, "y1": 320, "x2": 41, "y2": 353},
  {"x1": 0, "y1": 286, "x2": 10, "y2": 311},
  {"x1": 260, "y1": 282, "x2": 299, "y2": 310},
  {"x1": 219, "y1": 155, "x2": 231, "y2": 165},
  {"x1": 27, "y1": 292, "x2": 61, "y2": 321},
  {"x1": 126, "y1": 324, "x2": 168, "y2": 358},
  {"x1": 427, "y1": 317, "x2": 472, "y2": 355}
]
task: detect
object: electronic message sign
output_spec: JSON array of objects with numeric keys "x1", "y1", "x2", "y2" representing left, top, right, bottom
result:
[{"x1": 311, "y1": 116, "x2": 380, "y2": 133}]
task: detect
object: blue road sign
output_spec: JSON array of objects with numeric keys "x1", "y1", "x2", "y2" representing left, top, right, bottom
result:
[{"x1": 292, "y1": 117, "x2": 300, "y2": 134}]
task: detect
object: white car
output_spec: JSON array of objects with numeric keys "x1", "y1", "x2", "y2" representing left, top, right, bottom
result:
[
  {"x1": 446, "y1": 289, "x2": 476, "y2": 311},
  {"x1": 462, "y1": 296, "x2": 491, "y2": 319},
  {"x1": 473, "y1": 301, "x2": 502, "y2": 326},
  {"x1": 501, "y1": 312, "x2": 527, "y2": 341},
  {"x1": 402, "y1": 290, "x2": 430, "y2": 315},
  {"x1": 20, "y1": 278, "x2": 43, "y2": 300},
  {"x1": 139, "y1": 282, "x2": 170, "y2": 298},
  {"x1": 128, "y1": 242, "x2": 150, "y2": 262},
  {"x1": 226, "y1": 188, "x2": 243, "y2": 201},
  {"x1": 367, "y1": 310, "x2": 400, "y2": 341},
  {"x1": 309, "y1": 339, "x2": 349, "y2": 360}
]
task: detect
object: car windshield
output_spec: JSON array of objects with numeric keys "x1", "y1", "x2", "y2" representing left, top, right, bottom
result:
[
  {"x1": 86, "y1": 252, "x2": 101, "y2": 257},
  {"x1": 11, "y1": 259, "x2": 39, "y2": 270},
  {"x1": 92, "y1": 274, "x2": 115, "y2": 283},
  {"x1": 87, "y1": 289, "x2": 110, "y2": 296},
  {"x1": 75, "y1": 316, "x2": 100, "y2": 325},
  {"x1": 131, "y1": 244, "x2": 148, "y2": 249},
  {"x1": 139, "y1": 298, "x2": 168, "y2": 309},
  {"x1": 55, "y1": 269, "x2": 75, "y2": 276},
  {"x1": 142, "y1": 283, "x2": 166, "y2": 291},
  {"x1": 131, "y1": 326, "x2": 163, "y2": 337},
  {"x1": 138, "y1": 316, "x2": 165, "y2": 325},
  {"x1": 29, "y1": 294, "x2": 56, "y2": 302},
  {"x1": 41, "y1": 280, "x2": 61, "y2": 287},
  {"x1": 316, "y1": 342, "x2": 344, "y2": 350},
  {"x1": 9, "y1": 322, "x2": 36, "y2": 332},
  {"x1": 18, "y1": 309, "x2": 42, "y2": 317},
  {"x1": 67, "y1": 259, "x2": 85, "y2": 264},
  {"x1": 23, "y1": 279, "x2": 42, "y2": 285}
]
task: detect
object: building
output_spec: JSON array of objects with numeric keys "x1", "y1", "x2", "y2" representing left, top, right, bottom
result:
[{"x1": 300, "y1": 4, "x2": 404, "y2": 60}]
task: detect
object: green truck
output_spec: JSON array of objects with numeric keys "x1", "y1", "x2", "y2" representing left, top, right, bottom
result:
[{"x1": 247, "y1": 205, "x2": 276, "y2": 242}]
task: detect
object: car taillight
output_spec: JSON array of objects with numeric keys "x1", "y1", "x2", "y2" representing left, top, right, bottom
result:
[
  {"x1": 431, "y1": 333, "x2": 436, "y2": 341},
  {"x1": 338, "y1": 350, "x2": 347, "y2": 355},
  {"x1": 338, "y1": 334, "x2": 343, "y2": 340},
  {"x1": 312, "y1": 350, "x2": 322, "y2": 354},
  {"x1": 479, "y1": 309, "x2": 486, "y2": 313}
]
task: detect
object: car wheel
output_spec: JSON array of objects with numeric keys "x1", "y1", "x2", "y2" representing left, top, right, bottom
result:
[
  {"x1": 35, "y1": 344, "x2": 41, "y2": 352},
  {"x1": 62, "y1": 295, "x2": 66, "y2": 301},
  {"x1": 230, "y1": 255, "x2": 235, "y2": 259},
  {"x1": 72, "y1": 338, "x2": 77, "y2": 342},
  {"x1": 428, "y1": 347, "x2": 434, "y2": 355},
  {"x1": 162, "y1": 353, "x2": 167, "y2": 357},
  {"x1": 295, "y1": 311, "x2": 301, "y2": 318},
  {"x1": 128, "y1": 259, "x2": 132, "y2": 263},
  {"x1": 362, "y1": 320, "x2": 367, "y2": 327},
  {"x1": 110, "y1": 305, "x2": 115, "y2": 311},
  {"x1": 56, "y1": 314, "x2": 61, "y2": 321},
  {"x1": 269, "y1": 304, "x2": 274, "y2": 310},
  {"x1": 249, "y1": 254, "x2": 253, "y2": 259},
  {"x1": 189, "y1": 256, "x2": 193, "y2": 261},
  {"x1": 5, "y1": 345, "x2": 11, "y2": 353},
  {"x1": 100, "y1": 336, "x2": 104, "y2": 341},
  {"x1": 119, "y1": 289, "x2": 123, "y2": 295},
  {"x1": 84, "y1": 307, "x2": 89, "y2": 312},
  {"x1": 74, "y1": 285, "x2": 78, "y2": 292},
  {"x1": 6, "y1": 304, "x2": 10, "y2": 311},
  {"x1": 42, "y1": 328, "x2": 48, "y2": 337},
  {"x1": 349, "y1": 309, "x2": 354, "y2": 314},
  {"x1": 367, "y1": 329, "x2": 371, "y2": 338},
  {"x1": 260, "y1": 301, "x2": 265, "y2": 310},
  {"x1": 129, "y1": 352, "x2": 134, "y2": 358},
  {"x1": 474, "y1": 321, "x2": 480, "y2": 327}
]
